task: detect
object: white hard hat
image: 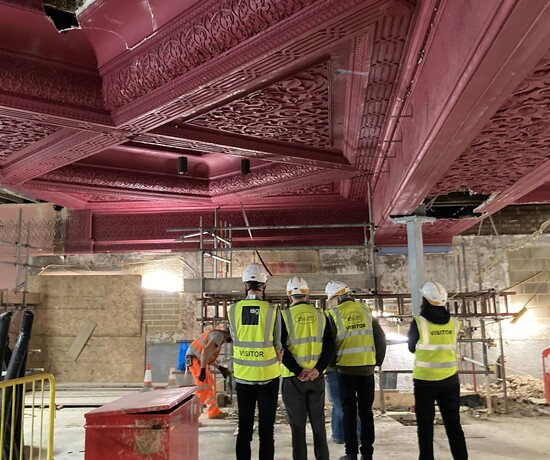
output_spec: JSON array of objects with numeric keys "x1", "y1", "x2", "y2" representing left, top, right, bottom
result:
[
  {"x1": 242, "y1": 263, "x2": 268, "y2": 283},
  {"x1": 420, "y1": 281, "x2": 448, "y2": 306},
  {"x1": 325, "y1": 280, "x2": 350, "y2": 301},
  {"x1": 286, "y1": 276, "x2": 309, "y2": 296}
]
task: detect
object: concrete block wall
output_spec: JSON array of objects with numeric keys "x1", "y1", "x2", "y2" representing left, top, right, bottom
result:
[{"x1": 28, "y1": 231, "x2": 550, "y2": 381}]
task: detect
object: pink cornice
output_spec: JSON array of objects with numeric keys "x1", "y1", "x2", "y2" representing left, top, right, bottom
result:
[
  {"x1": 0, "y1": 115, "x2": 59, "y2": 164},
  {"x1": 101, "y1": 0, "x2": 317, "y2": 109},
  {"x1": 137, "y1": 125, "x2": 352, "y2": 170},
  {"x1": 1, "y1": 129, "x2": 129, "y2": 185},
  {"x1": 110, "y1": 0, "x2": 387, "y2": 125},
  {"x1": 0, "y1": 50, "x2": 104, "y2": 111},
  {"x1": 36, "y1": 164, "x2": 210, "y2": 195}
]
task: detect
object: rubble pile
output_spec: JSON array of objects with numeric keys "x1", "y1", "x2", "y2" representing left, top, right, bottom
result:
[{"x1": 469, "y1": 375, "x2": 547, "y2": 416}]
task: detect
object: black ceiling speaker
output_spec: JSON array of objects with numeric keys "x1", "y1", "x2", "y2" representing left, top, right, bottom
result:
[
  {"x1": 241, "y1": 158, "x2": 250, "y2": 175},
  {"x1": 177, "y1": 156, "x2": 188, "y2": 175}
]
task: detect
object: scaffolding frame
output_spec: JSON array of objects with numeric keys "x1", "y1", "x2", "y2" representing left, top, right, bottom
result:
[{"x1": 169, "y1": 211, "x2": 513, "y2": 413}]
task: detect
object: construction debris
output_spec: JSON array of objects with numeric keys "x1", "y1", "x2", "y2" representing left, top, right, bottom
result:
[{"x1": 466, "y1": 374, "x2": 548, "y2": 416}]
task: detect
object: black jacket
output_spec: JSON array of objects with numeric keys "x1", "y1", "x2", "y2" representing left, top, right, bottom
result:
[
  {"x1": 408, "y1": 303, "x2": 459, "y2": 385},
  {"x1": 407, "y1": 303, "x2": 451, "y2": 353}
]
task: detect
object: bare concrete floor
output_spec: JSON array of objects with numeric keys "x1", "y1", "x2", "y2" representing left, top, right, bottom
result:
[{"x1": 48, "y1": 407, "x2": 550, "y2": 459}]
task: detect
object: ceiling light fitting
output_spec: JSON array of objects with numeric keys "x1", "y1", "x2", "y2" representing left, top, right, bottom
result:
[
  {"x1": 241, "y1": 158, "x2": 250, "y2": 175},
  {"x1": 177, "y1": 156, "x2": 188, "y2": 175}
]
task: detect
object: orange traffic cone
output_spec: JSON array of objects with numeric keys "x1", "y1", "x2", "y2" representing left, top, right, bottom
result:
[
  {"x1": 167, "y1": 361, "x2": 177, "y2": 388},
  {"x1": 141, "y1": 363, "x2": 153, "y2": 392}
]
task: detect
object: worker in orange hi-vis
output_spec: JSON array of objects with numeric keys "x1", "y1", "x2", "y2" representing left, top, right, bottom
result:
[{"x1": 186, "y1": 327, "x2": 232, "y2": 419}]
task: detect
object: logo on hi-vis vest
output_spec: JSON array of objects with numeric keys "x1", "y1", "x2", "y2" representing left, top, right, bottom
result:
[
  {"x1": 430, "y1": 330, "x2": 452, "y2": 335},
  {"x1": 344, "y1": 311, "x2": 365, "y2": 330},
  {"x1": 296, "y1": 312, "x2": 316, "y2": 324},
  {"x1": 242, "y1": 306, "x2": 260, "y2": 325}
]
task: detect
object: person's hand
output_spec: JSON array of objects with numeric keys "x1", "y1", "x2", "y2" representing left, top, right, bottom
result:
[
  {"x1": 277, "y1": 349, "x2": 284, "y2": 362},
  {"x1": 198, "y1": 368, "x2": 207, "y2": 382},
  {"x1": 218, "y1": 365, "x2": 230, "y2": 379},
  {"x1": 298, "y1": 369, "x2": 310, "y2": 381},
  {"x1": 306, "y1": 368, "x2": 320, "y2": 381}
]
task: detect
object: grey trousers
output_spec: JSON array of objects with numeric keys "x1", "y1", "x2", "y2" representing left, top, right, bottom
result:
[{"x1": 282, "y1": 375, "x2": 330, "y2": 460}]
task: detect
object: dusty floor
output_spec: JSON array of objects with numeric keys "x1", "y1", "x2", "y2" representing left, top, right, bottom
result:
[{"x1": 46, "y1": 405, "x2": 550, "y2": 459}]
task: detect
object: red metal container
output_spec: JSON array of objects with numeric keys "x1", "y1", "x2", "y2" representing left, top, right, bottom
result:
[
  {"x1": 84, "y1": 387, "x2": 200, "y2": 459},
  {"x1": 543, "y1": 347, "x2": 550, "y2": 405}
]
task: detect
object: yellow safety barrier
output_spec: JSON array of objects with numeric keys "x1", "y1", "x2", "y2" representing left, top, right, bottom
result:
[{"x1": 0, "y1": 373, "x2": 55, "y2": 460}]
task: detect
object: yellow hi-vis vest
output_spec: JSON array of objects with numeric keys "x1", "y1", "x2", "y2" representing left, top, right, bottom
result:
[
  {"x1": 228, "y1": 299, "x2": 281, "y2": 382},
  {"x1": 281, "y1": 303, "x2": 326, "y2": 378},
  {"x1": 327, "y1": 300, "x2": 376, "y2": 367},
  {"x1": 413, "y1": 315, "x2": 459, "y2": 381}
]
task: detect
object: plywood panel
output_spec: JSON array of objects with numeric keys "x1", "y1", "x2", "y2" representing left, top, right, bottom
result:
[
  {"x1": 26, "y1": 275, "x2": 145, "y2": 383},
  {"x1": 29, "y1": 275, "x2": 142, "y2": 336},
  {"x1": 28, "y1": 333, "x2": 145, "y2": 383}
]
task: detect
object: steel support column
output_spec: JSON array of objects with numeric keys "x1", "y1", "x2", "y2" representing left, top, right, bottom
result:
[{"x1": 392, "y1": 216, "x2": 435, "y2": 315}]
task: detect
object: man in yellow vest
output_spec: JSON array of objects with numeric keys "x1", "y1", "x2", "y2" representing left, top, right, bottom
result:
[
  {"x1": 186, "y1": 327, "x2": 232, "y2": 419},
  {"x1": 325, "y1": 281, "x2": 386, "y2": 460},
  {"x1": 407, "y1": 281, "x2": 468, "y2": 460},
  {"x1": 281, "y1": 276, "x2": 334, "y2": 460},
  {"x1": 228, "y1": 263, "x2": 282, "y2": 460}
]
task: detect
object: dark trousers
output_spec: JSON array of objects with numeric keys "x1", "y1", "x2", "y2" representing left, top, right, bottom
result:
[
  {"x1": 340, "y1": 373, "x2": 375, "y2": 459},
  {"x1": 236, "y1": 378, "x2": 279, "y2": 460},
  {"x1": 282, "y1": 376, "x2": 329, "y2": 460},
  {"x1": 414, "y1": 377, "x2": 468, "y2": 460}
]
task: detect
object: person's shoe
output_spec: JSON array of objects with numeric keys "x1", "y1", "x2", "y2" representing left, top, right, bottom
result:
[
  {"x1": 332, "y1": 437, "x2": 344, "y2": 444},
  {"x1": 338, "y1": 455, "x2": 357, "y2": 460},
  {"x1": 209, "y1": 411, "x2": 228, "y2": 419}
]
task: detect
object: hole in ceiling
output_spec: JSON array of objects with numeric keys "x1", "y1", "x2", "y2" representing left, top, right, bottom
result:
[{"x1": 420, "y1": 191, "x2": 491, "y2": 219}]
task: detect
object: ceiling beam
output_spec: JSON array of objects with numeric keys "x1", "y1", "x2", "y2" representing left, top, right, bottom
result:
[
  {"x1": 371, "y1": 0, "x2": 550, "y2": 228},
  {"x1": 135, "y1": 125, "x2": 356, "y2": 171}
]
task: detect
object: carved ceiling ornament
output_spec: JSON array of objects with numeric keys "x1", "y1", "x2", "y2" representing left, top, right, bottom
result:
[
  {"x1": 102, "y1": 0, "x2": 317, "y2": 110},
  {"x1": 0, "y1": 115, "x2": 59, "y2": 163},
  {"x1": 41, "y1": 165, "x2": 210, "y2": 196},
  {"x1": 431, "y1": 52, "x2": 550, "y2": 197},
  {"x1": 209, "y1": 163, "x2": 322, "y2": 196},
  {"x1": 0, "y1": 52, "x2": 104, "y2": 111},
  {"x1": 274, "y1": 183, "x2": 334, "y2": 196},
  {"x1": 189, "y1": 62, "x2": 330, "y2": 148},
  {"x1": 89, "y1": 206, "x2": 370, "y2": 241},
  {"x1": 0, "y1": 218, "x2": 56, "y2": 253},
  {"x1": 346, "y1": 6, "x2": 414, "y2": 200}
]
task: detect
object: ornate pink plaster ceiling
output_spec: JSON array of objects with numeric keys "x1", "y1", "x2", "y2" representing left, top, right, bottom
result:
[{"x1": 0, "y1": 0, "x2": 549, "y2": 253}]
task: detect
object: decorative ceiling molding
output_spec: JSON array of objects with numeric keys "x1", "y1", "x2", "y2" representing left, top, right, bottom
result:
[
  {"x1": 189, "y1": 61, "x2": 331, "y2": 148},
  {"x1": 431, "y1": 52, "x2": 550, "y2": 196},
  {"x1": 87, "y1": 206, "x2": 370, "y2": 242},
  {"x1": 112, "y1": 0, "x2": 386, "y2": 125},
  {"x1": 346, "y1": 1, "x2": 415, "y2": 200},
  {"x1": 371, "y1": 0, "x2": 550, "y2": 228},
  {"x1": 136, "y1": 125, "x2": 352, "y2": 170},
  {"x1": 36, "y1": 164, "x2": 210, "y2": 196},
  {"x1": 0, "y1": 116, "x2": 59, "y2": 164},
  {"x1": 1, "y1": 129, "x2": 129, "y2": 185},
  {"x1": 0, "y1": 50, "x2": 104, "y2": 111},
  {"x1": 101, "y1": 0, "x2": 317, "y2": 110}
]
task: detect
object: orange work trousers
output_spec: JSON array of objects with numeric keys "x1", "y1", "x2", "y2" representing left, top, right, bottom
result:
[{"x1": 189, "y1": 359, "x2": 221, "y2": 419}]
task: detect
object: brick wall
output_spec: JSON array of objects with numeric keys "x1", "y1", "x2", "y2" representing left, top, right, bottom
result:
[{"x1": 462, "y1": 204, "x2": 550, "y2": 236}]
